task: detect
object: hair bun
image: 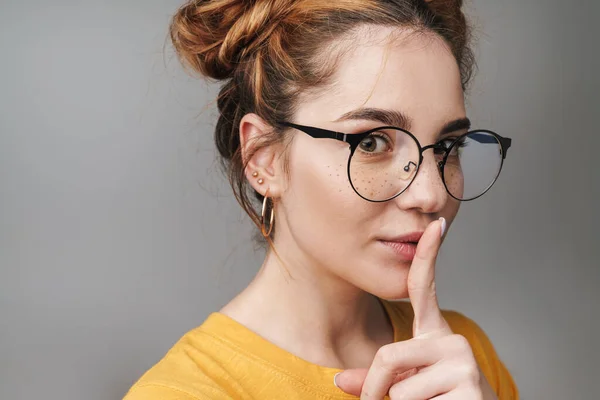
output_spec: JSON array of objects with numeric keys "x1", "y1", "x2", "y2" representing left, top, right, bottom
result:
[
  {"x1": 169, "y1": 0, "x2": 244, "y2": 79},
  {"x1": 170, "y1": 0, "x2": 292, "y2": 80}
]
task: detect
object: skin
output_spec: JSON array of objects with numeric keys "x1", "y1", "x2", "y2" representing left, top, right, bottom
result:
[{"x1": 220, "y1": 25, "x2": 497, "y2": 399}]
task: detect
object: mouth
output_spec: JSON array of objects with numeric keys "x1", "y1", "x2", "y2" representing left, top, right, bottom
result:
[{"x1": 377, "y1": 232, "x2": 424, "y2": 261}]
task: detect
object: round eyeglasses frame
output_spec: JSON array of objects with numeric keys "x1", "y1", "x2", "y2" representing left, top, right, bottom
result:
[{"x1": 278, "y1": 121, "x2": 512, "y2": 203}]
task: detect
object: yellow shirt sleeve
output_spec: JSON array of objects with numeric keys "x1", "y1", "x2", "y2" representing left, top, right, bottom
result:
[{"x1": 442, "y1": 310, "x2": 519, "y2": 400}]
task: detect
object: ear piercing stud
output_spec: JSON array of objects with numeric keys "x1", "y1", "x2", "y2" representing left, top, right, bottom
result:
[{"x1": 252, "y1": 171, "x2": 264, "y2": 184}]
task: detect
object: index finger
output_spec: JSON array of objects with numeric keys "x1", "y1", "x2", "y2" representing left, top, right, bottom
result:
[{"x1": 407, "y1": 217, "x2": 452, "y2": 338}]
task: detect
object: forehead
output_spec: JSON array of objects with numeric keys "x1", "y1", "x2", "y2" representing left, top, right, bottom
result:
[{"x1": 296, "y1": 26, "x2": 465, "y2": 131}]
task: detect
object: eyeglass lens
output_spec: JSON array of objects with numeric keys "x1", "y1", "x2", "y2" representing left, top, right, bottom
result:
[{"x1": 348, "y1": 129, "x2": 503, "y2": 201}]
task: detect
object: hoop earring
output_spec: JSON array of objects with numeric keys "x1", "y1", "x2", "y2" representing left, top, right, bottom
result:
[{"x1": 261, "y1": 192, "x2": 274, "y2": 238}]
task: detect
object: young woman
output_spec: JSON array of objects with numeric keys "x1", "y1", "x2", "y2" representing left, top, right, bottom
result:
[{"x1": 125, "y1": 0, "x2": 518, "y2": 399}]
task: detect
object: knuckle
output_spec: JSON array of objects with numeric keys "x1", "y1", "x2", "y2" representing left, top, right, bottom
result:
[
  {"x1": 457, "y1": 361, "x2": 480, "y2": 384},
  {"x1": 388, "y1": 383, "x2": 407, "y2": 400},
  {"x1": 375, "y1": 344, "x2": 398, "y2": 368},
  {"x1": 448, "y1": 334, "x2": 471, "y2": 353}
]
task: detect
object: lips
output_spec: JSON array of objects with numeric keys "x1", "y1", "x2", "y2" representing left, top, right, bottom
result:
[
  {"x1": 377, "y1": 232, "x2": 424, "y2": 261},
  {"x1": 380, "y1": 231, "x2": 424, "y2": 244}
]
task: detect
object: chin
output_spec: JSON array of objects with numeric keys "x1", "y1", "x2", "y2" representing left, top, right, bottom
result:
[
  {"x1": 358, "y1": 275, "x2": 410, "y2": 301},
  {"x1": 371, "y1": 286, "x2": 409, "y2": 301},
  {"x1": 346, "y1": 256, "x2": 411, "y2": 299},
  {"x1": 365, "y1": 261, "x2": 411, "y2": 300}
]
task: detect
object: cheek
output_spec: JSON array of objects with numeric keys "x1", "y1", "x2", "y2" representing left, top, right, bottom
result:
[
  {"x1": 325, "y1": 162, "x2": 349, "y2": 193},
  {"x1": 283, "y1": 143, "x2": 372, "y2": 251},
  {"x1": 288, "y1": 138, "x2": 355, "y2": 203},
  {"x1": 290, "y1": 158, "x2": 355, "y2": 222},
  {"x1": 443, "y1": 166, "x2": 464, "y2": 198}
]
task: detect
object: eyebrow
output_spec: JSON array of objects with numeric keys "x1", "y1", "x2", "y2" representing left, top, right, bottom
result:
[{"x1": 333, "y1": 107, "x2": 471, "y2": 135}]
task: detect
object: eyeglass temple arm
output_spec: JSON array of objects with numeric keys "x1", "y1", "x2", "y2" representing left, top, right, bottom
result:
[
  {"x1": 278, "y1": 121, "x2": 351, "y2": 142},
  {"x1": 469, "y1": 132, "x2": 512, "y2": 159}
]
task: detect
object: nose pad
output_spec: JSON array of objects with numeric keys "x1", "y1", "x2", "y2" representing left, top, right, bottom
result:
[
  {"x1": 402, "y1": 158, "x2": 443, "y2": 184},
  {"x1": 404, "y1": 161, "x2": 417, "y2": 173}
]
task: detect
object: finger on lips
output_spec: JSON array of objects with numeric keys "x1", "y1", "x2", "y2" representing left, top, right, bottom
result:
[{"x1": 409, "y1": 217, "x2": 452, "y2": 339}]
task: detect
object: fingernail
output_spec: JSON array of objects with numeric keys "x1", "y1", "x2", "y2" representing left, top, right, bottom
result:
[
  {"x1": 439, "y1": 217, "x2": 447, "y2": 238},
  {"x1": 333, "y1": 372, "x2": 341, "y2": 388}
]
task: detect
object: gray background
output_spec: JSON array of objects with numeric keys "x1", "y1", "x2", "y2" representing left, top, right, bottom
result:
[{"x1": 1, "y1": 0, "x2": 598, "y2": 399}]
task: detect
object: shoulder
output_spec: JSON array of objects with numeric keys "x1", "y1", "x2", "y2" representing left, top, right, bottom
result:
[
  {"x1": 122, "y1": 326, "x2": 234, "y2": 400},
  {"x1": 386, "y1": 301, "x2": 519, "y2": 399}
]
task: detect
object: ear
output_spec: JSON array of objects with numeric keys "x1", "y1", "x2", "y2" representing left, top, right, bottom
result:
[{"x1": 239, "y1": 113, "x2": 287, "y2": 198}]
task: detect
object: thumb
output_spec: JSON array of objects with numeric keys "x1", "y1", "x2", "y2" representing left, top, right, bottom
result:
[{"x1": 334, "y1": 369, "x2": 368, "y2": 396}]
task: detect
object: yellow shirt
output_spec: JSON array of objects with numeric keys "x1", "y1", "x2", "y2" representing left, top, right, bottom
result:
[{"x1": 123, "y1": 300, "x2": 518, "y2": 399}]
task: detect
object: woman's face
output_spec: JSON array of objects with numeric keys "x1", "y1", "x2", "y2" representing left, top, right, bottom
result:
[{"x1": 260, "y1": 27, "x2": 467, "y2": 300}]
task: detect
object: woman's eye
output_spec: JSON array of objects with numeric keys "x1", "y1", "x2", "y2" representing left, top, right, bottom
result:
[
  {"x1": 435, "y1": 137, "x2": 462, "y2": 154},
  {"x1": 358, "y1": 134, "x2": 391, "y2": 153},
  {"x1": 436, "y1": 137, "x2": 468, "y2": 157}
]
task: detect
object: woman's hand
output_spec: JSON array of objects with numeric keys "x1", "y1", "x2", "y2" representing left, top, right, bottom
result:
[{"x1": 334, "y1": 218, "x2": 498, "y2": 400}]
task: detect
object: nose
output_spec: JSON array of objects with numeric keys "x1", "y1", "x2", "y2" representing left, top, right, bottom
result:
[{"x1": 393, "y1": 151, "x2": 449, "y2": 213}]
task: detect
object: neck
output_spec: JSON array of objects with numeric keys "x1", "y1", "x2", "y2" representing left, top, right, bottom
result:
[{"x1": 220, "y1": 242, "x2": 394, "y2": 369}]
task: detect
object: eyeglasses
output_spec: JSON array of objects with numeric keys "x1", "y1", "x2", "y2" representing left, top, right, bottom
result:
[{"x1": 278, "y1": 121, "x2": 512, "y2": 202}]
